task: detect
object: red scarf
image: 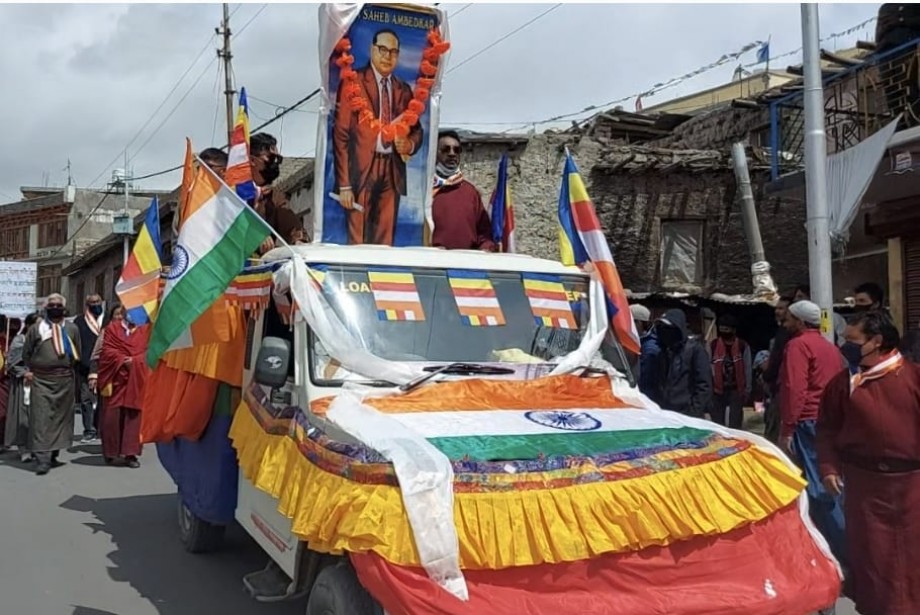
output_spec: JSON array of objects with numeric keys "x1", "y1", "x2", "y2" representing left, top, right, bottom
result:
[
  {"x1": 711, "y1": 337, "x2": 746, "y2": 395},
  {"x1": 98, "y1": 322, "x2": 150, "y2": 411}
]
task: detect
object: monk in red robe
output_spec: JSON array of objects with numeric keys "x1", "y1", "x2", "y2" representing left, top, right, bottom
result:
[
  {"x1": 818, "y1": 311, "x2": 920, "y2": 615},
  {"x1": 97, "y1": 306, "x2": 150, "y2": 468}
]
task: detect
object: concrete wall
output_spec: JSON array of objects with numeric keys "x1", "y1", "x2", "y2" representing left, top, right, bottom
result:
[{"x1": 67, "y1": 189, "x2": 150, "y2": 257}]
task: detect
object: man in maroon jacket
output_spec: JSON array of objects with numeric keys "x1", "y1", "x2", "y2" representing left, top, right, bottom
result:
[
  {"x1": 333, "y1": 29, "x2": 423, "y2": 246},
  {"x1": 431, "y1": 130, "x2": 495, "y2": 251}
]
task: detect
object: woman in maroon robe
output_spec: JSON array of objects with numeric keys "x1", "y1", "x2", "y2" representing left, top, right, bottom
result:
[
  {"x1": 97, "y1": 305, "x2": 150, "y2": 468},
  {"x1": 818, "y1": 311, "x2": 920, "y2": 615}
]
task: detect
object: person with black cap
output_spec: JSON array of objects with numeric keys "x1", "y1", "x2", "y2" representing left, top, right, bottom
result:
[
  {"x1": 709, "y1": 313, "x2": 751, "y2": 429},
  {"x1": 646, "y1": 308, "x2": 711, "y2": 418}
]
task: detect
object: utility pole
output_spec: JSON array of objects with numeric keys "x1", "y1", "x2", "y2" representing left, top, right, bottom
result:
[
  {"x1": 218, "y1": 3, "x2": 235, "y2": 147},
  {"x1": 801, "y1": 3, "x2": 835, "y2": 341},
  {"x1": 123, "y1": 151, "x2": 131, "y2": 265}
]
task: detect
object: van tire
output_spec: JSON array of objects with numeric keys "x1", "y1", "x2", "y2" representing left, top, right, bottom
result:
[
  {"x1": 177, "y1": 498, "x2": 225, "y2": 553},
  {"x1": 306, "y1": 562, "x2": 379, "y2": 615}
]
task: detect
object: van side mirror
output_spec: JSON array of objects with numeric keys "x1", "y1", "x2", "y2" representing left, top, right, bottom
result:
[{"x1": 254, "y1": 336, "x2": 292, "y2": 389}]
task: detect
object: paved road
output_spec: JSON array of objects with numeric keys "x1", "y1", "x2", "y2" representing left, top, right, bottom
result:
[
  {"x1": 0, "y1": 434, "x2": 858, "y2": 615},
  {"x1": 0, "y1": 439, "x2": 304, "y2": 615}
]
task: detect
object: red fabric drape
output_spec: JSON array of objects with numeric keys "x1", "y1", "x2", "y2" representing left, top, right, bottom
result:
[
  {"x1": 141, "y1": 365, "x2": 219, "y2": 443},
  {"x1": 98, "y1": 323, "x2": 150, "y2": 411},
  {"x1": 351, "y1": 504, "x2": 840, "y2": 615}
]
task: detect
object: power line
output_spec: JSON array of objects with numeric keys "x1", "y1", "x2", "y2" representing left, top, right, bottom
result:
[
  {"x1": 84, "y1": 33, "x2": 217, "y2": 190},
  {"x1": 449, "y1": 4, "x2": 473, "y2": 18},
  {"x1": 131, "y1": 87, "x2": 322, "y2": 182},
  {"x1": 447, "y1": 4, "x2": 562, "y2": 75},
  {"x1": 210, "y1": 61, "x2": 224, "y2": 145},
  {"x1": 128, "y1": 55, "x2": 220, "y2": 165},
  {"x1": 234, "y1": 4, "x2": 268, "y2": 38}
]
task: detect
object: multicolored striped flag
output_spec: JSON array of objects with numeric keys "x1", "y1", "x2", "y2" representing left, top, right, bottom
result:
[
  {"x1": 448, "y1": 270, "x2": 505, "y2": 326},
  {"x1": 368, "y1": 269, "x2": 425, "y2": 321},
  {"x1": 224, "y1": 87, "x2": 257, "y2": 204},
  {"x1": 489, "y1": 154, "x2": 516, "y2": 253},
  {"x1": 522, "y1": 273, "x2": 576, "y2": 329},
  {"x1": 146, "y1": 158, "x2": 271, "y2": 366},
  {"x1": 558, "y1": 151, "x2": 640, "y2": 354},
  {"x1": 116, "y1": 197, "x2": 163, "y2": 324}
]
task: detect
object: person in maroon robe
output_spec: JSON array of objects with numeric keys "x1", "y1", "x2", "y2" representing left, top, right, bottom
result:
[
  {"x1": 96, "y1": 304, "x2": 150, "y2": 468},
  {"x1": 818, "y1": 311, "x2": 920, "y2": 615},
  {"x1": 430, "y1": 131, "x2": 496, "y2": 251}
]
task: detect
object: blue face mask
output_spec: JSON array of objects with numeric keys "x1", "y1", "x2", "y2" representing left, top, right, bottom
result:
[
  {"x1": 89, "y1": 305, "x2": 103, "y2": 317},
  {"x1": 841, "y1": 341, "x2": 866, "y2": 369}
]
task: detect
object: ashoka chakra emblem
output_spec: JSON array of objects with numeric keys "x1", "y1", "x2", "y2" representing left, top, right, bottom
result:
[
  {"x1": 166, "y1": 245, "x2": 190, "y2": 280},
  {"x1": 524, "y1": 410, "x2": 601, "y2": 432}
]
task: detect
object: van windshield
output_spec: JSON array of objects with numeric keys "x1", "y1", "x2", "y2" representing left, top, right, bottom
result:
[{"x1": 309, "y1": 264, "x2": 591, "y2": 383}]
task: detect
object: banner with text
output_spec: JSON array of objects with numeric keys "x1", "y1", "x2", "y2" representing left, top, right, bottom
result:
[
  {"x1": 313, "y1": 3, "x2": 450, "y2": 247},
  {"x1": 0, "y1": 261, "x2": 37, "y2": 317}
]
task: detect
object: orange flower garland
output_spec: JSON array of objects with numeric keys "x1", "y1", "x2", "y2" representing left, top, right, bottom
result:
[{"x1": 334, "y1": 29, "x2": 450, "y2": 142}]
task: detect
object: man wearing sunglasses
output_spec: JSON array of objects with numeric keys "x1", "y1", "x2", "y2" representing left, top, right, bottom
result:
[
  {"x1": 249, "y1": 132, "x2": 301, "y2": 253},
  {"x1": 431, "y1": 130, "x2": 495, "y2": 251},
  {"x1": 333, "y1": 28, "x2": 423, "y2": 245}
]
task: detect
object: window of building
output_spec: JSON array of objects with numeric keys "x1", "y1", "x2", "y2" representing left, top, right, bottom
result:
[
  {"x1": 38, "y1": 219, "x2": 67, "y2": 249},
  {"x1": 73, "y1": 280, "x2": 85, "y2": 308},
  {"x1": 0, "y1": 226, "x2": 29, "y2": 259},
  {"x1": 659, "y1": 220, "x2": 705, "y2": 287},
  {"x1": 37, "y1": 264, "x2": 62, "y2": 299},
  {"x1": 94, "y1": 271, "x2": 106, "y2": 299}
]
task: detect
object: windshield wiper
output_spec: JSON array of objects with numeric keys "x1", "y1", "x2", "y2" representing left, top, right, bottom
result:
[{"x1": 399, "y1": 362, "x2": 515, "y2": 393}]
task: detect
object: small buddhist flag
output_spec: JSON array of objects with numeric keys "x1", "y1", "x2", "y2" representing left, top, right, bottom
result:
[
  {"x1": 522, "y1": 273, "x2": 576, "y2": 329},
  {"x1": 368, "y1": 269, "x2": 425, "y2": 321},
  {"x1": 448, "y1": 270, "x2": 505, "y2": 326}
]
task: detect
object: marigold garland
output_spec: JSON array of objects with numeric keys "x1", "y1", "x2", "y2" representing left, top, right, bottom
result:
[{"x1": 334, "y1": 29, "x2": 450, "y2": 142}]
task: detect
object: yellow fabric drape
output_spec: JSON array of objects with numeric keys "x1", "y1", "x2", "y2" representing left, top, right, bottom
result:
[{"x1": 230, "y1": 403, "x2": 806, "y2": 571}]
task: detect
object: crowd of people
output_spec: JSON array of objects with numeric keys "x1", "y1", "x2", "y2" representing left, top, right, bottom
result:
[
  {"x1": 630, "y1": 281, "x2": 918, "y2": 615},
  {"x1": 0, "y1": 294, "x2": 149, "y2": 475}
]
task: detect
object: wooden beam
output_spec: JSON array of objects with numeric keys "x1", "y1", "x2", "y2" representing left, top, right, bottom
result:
[
  {"x1": 856, "y1": 40, "x2": 877, "y2": 51},
  {"x1": 820, "y1": 49, "x2": 862, "y2": 67}
]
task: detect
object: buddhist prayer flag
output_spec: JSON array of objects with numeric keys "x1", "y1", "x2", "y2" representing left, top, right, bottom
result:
[
  {"x1": 224, "y1": 262, "x2": 274, "y2": 312},
  {"x1": 522, "y1": 273, "x2": 576, "y2": 329},
  {"x1": 147, "y1": 160, "x2": 271, "y2": 366},
  {"x1": 489, "y1": 154, "x2": 516, "y2": 253},
  {"x1": 447, "y1": 270, "x2": 505, "y2": 327},
  {"x1": 116, "y1": 197, "x2": 163, "y2": 325},
  {"x1": 225, "y1": 87, "x2": 257, "y2": 204},
  {"x1": 368, "y1": 269, "x2": 425, "y2": 322},
  {"x1": 558, "y1": 152, "x2": 640, "y2": 354}
]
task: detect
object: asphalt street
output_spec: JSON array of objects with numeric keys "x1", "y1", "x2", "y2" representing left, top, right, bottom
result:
[{"x1": 0, "y1": 433, "x2": 857, "y2": 615}]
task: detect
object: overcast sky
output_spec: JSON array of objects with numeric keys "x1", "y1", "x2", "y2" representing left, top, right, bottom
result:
[{"x1": 0, "y1": 2, "x2": 880, "y2": 201}]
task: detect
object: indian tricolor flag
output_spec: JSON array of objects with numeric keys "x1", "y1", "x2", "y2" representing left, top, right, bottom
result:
[
  {"x1": 368, "y1": 269, "x2": 425, "y2": 321},
  {"x1": 146, "y1": 159, "x2": 271, "y2": 366}
]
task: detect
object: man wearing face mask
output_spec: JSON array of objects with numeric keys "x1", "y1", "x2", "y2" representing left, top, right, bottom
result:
[
  {"x1": 73, "y1": 294, "x2": 104, "y2": 444},
  {"x1": 818, "y1": 311, "x2": 920, "y2": 615},
  {"x1": 430, "y1": 131, "x2": 495, "y2": 251},
  {"x1": 250, "y1": 132, "x2": 300, "y2": 254},
  {"x1": 23, "y1": 294, "x2": 81, "y2": 476},
  {"x1": 647, "y1": 308, "x2": 712, "y2": 418},
  {"x1": 709, "y1": 314, "x2": 751, "y2": 428}
]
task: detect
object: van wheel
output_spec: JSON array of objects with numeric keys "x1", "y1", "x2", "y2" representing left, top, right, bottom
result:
[
  {"x1": 306, "y1": 562, "x2": 380, "y2": 615},
  {"x1": 177, "y1": 498, "x2": 225, "y2": 553}
]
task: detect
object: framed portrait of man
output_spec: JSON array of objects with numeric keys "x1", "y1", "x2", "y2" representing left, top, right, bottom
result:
[{"x1": 313, "y1": 3, "x2": 450, "y2": 247}]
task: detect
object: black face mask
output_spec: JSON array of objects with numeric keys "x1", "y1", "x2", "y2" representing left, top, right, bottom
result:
[
  {"x1": 260, "y1": 160, "x2": 281, "y2": 185},
  {"x1": 89, "y1": 304, "x2": 103, "y2": 317},
  {"x1": 657, "y1": 325, "x2": 682, "y2": 347},
  {"x1": 46, "y1": 307, "x2": 65, "y2": 320}
]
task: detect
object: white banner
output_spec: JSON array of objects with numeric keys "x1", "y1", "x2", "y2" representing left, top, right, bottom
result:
[{"x1": 0, "y1": 261, "x2": 37, "y2": 317}]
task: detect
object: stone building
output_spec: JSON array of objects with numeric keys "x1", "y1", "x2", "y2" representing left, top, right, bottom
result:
[{"x1": 453, "y1": 103, "x2": 807, "y2": 297}]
